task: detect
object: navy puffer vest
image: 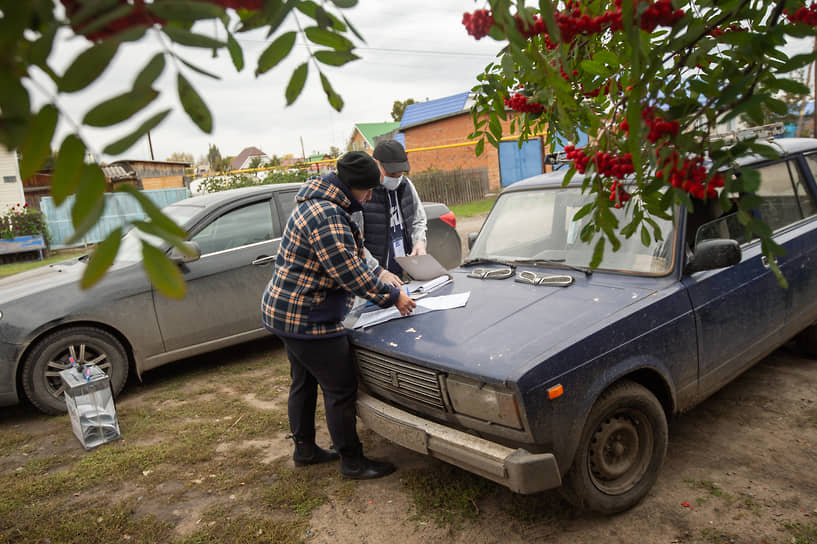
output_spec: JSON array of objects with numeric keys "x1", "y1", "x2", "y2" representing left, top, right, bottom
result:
[{"x1": 362, "y1": 183, "x2": 416, "y2": 267}]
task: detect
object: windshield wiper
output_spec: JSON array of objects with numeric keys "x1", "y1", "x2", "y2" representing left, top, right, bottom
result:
[
  {"x1": 461, "y1": 257, "x2": 517, "y2": 267},
  {"x1": 509, "y1": 258, "x2": 592, "y2": 276}
]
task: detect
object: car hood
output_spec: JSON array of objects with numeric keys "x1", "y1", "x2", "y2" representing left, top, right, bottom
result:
[
  {"x1": 350, "y1": 269, "x2": 659, "y2": 384},
  {"x1": 0, "y1": 257, "x2": 92, "y2": 305}
]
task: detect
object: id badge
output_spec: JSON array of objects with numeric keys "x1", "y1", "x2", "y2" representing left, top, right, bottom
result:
[{"x1": 392, "y1": 236, "x2": 406, "y2": 258}]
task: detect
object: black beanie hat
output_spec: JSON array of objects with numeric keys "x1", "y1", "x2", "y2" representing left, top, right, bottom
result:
[{"x1": 337, "y1": 151, "x2": 381, "y2": 190}]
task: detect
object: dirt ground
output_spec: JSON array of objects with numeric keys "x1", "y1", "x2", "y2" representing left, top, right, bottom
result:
[{"x1": 1, "y1": 214, "x2": 815, "y2": 543}]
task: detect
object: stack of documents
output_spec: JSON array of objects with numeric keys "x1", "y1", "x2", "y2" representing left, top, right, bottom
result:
[{"x1": 353, "y1": 292, "x2": 470, "y2": 329}]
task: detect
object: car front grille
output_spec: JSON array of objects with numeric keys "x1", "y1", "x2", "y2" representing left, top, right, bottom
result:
[{"x1": 354, "y1": 349, "x2": 445, "y2": 410}]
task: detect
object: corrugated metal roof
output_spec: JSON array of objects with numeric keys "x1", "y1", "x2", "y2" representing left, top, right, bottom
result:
[
  {"x1": 399, "y1": 92, "x2": 471, "y2": 129},
  {"x1": 101, "y1": 164, "x2": 136, "y2": 181},
  {"x1": 356, "y1": 122, "x2": 400, "y2": 146}
]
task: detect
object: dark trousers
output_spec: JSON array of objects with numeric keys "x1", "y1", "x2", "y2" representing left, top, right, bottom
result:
[{"x1": 279, "y1": 334, "x2": 361, "y2": 457}]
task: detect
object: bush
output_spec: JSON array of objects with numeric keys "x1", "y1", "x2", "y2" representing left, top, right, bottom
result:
[
  {"x1": 0, "y1": 203, "x2": 51, "y2": 246},
  {"x1": 198, "y1": 170, "x2": 312, "y2": 194}
]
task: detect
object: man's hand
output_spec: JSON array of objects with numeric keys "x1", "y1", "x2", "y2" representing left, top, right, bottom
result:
[
  {"x1": 410, "y1": 240, "x2": 427, "y2": 256},
  {"x1": 379, "y1": 269, "x2": 403, "y2": 287},
  {"x1": 395, "y1": 291, "x2": 416, "y2": 316}
]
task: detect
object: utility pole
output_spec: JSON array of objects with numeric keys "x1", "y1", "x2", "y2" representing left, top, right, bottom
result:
[{"x1": 147, "y1": 131, "x2": 155, "y2": 160}]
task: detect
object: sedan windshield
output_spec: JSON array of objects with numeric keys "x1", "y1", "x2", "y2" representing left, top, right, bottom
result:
[
  {"x1": 468, "y1": 187, "x2": 676, "y2": 275},
  {"x1": 116, "y1": 204, "x2": 202, "y2": 262}
]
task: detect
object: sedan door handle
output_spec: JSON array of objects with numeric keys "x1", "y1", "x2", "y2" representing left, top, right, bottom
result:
[
  {"x1": 761, "y1": 255, "x2": 777, "y2": 268},
  {"x1": 252, "y1": 255, "x2": 276, "y2": 266}
]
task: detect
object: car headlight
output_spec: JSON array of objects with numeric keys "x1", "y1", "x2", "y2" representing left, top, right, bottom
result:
[{"x1": 445, "y1": 376, "x2": 522, "y2": 429}]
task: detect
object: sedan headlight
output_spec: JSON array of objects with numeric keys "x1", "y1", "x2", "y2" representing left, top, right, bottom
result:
[{"x1": 445, "y1": 376, "x2": 522, "y2": 429}]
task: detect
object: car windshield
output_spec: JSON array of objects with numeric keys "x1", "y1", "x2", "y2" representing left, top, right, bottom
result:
[
  {"x1": 115, "y1": 204, "x2": 202, "y2": 262},
  {"x1": 468, "y1": 187, "x2": 676, "y2": 275}
]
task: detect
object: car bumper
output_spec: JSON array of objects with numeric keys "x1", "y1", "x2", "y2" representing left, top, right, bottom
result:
[{"x1": 356, "y1": 392, "x2": 561, "y2": 494}]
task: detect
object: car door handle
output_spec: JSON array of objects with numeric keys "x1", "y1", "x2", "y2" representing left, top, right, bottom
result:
[
  {"x1": 761, "y1": 255, "x2": 777, "y2": 268},
  {"x1": 252, "y1": 255, "x2": 276, "y2": 265}
]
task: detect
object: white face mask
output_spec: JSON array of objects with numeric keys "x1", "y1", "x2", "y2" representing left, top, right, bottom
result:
[{"x1": 382, "y1": 175, "x2": 402, "y2": 191}]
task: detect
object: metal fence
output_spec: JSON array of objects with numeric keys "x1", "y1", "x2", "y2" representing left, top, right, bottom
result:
[
  {"x1": 41, "y1": 187, "x2": 190, "y2": 248},
  {"x1": 410, "y1": 167, "x2": 491, "y2": 206}
]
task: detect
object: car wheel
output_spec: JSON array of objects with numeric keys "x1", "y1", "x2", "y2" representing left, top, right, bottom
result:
[
  {"x1": 795, "y1": 324, "x2": 817, "y2": 356},
  {"x1": 21, "y1": 327, "x2": 129, "y2": 415},
  {"x1": 560, "y1": 380, "x2": 668, "y2": 514}
]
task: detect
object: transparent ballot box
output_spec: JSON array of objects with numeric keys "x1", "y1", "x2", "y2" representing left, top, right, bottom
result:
[{"x1": 59, "y1": 365, "x2": 122, "y2": 450}]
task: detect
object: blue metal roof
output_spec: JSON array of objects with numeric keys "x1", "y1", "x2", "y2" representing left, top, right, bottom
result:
[{"x1": 400, "y1": 92, "x2": 471, "y2": 129}]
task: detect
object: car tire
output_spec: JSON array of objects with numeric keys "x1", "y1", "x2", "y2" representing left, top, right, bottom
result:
[
  {"x1": 560, "y1": 380, "x2": 668, "y2": 514},
  {"x1": 795, "y1": 324, "x2": 817, "y2": 356},
  {"x1": 21, "y1": 327, "x2": 129, "y2": 415}
]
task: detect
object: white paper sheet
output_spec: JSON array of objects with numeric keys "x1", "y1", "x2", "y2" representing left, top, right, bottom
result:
[{"x1": 352, "y1": 291, "x2": 470, "y2": 329}]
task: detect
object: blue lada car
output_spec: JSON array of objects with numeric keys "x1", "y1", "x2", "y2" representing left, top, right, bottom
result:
[{"x1": 347, "y1": 137, "x2": 817, "y2": 514}]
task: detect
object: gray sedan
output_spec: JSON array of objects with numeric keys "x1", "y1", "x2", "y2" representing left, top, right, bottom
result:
[{"x1": 0, "y1": 184, "x2": 461, "y2": 414}]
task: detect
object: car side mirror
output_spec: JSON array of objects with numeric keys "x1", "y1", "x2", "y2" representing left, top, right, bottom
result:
[
  {"x1": 467, "y1": 232, "x2": 479, "y2": 250},
  {"x1": 686, "y1": 239, "x2": 741, "y2": 274},
  {"x1": 168, "y1": 241, "x2": 201, "y2": 264}
]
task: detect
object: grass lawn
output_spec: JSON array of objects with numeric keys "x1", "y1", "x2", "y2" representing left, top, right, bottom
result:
[
  {"x1": 449, "y1": 196, "x2": 496, "y2": 218},
  {"x1": 0, "y1": 249, "x2": 89, "y2": 278}
]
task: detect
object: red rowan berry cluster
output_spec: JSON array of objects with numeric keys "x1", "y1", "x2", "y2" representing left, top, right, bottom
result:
[
  {"x1": 659, "y1": 155, "x2": 725, "y2": 199},
  {"x1": 709, "y1": 23, "x2": 747, "y2": 37},
  {"x1": 639, "y1": 0, "x2": 685, "y2": 32},
  {"x1": 504, "y1": 93, "x2": 547, "y2": 114},
  {"x1": 463, "y1": 9, "x2": 495, "y2": 40},
  {"x1": 608, "y1": 180, "x2": 632, "y2": 207},
  {"x1": 641, "y1": 108, "x2": 680, "y2": 143},
  {"x1": 563, "y1": 146, "x2": 634, "y2": 179},
  {"x1": 786, "y1": 2, "x2": 817, "y2": 25},
  {"x1": 61, "y1": 0, "x2": 165, "y2": 41},
  {"x1": 62, "y1": 0, "x2": 266, "y2": 42}
]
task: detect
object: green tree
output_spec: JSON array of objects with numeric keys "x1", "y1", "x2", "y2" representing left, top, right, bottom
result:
[
  {"x1": 1, "y1": 0, "x2": 363, "y2": 297},
  {"x1": 391, "y1": 98, "x2": 416, "y2": 122},
  {"x1": 248, "y1": 155, "x2": 264, "y2": 169},
  {"x1": 207, "y1": 144, "x2": 223, "y2": 173},
  {"x1": 465, "y1": 0, "x2": 817, "y2": 286}
]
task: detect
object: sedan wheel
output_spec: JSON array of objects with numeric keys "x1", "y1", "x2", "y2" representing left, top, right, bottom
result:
[
  {"x1": 22, "y1": 327, "x2": 129, "y2": 415},
  {"x1": 561, "y1": 380, "x2": 668, "y2": 514}
]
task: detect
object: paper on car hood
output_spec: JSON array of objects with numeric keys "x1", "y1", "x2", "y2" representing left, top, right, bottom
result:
[{"x1": 350, "y1": 270, "x2": 656, "y2": 382}]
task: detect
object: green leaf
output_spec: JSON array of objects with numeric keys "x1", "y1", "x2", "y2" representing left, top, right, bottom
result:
[
  {"x1": 162, "y1": 25, "x2": 225, "y2": 49},
  {"x1": 304, "y1": 26, "x2": 354, "y2": 50},
  {"x1": 341, "y1": 14, "x2": 366, "y2": 43},
  {"x1": 116, "y1": 184, "x2": 188, "y2": 239},
  {"x1": 488, "y1": 115, "x2": 502, "y2": 141},
  {"x1": 314, "y1": 49, "x2": 359, "y2": 66},
  {"x1": 285, "y1": 63, "x2": 308, "y2": 105},
  {"x1": 20, "y1": 104, "x2": 58, "y2": 179},
  {"x1": 640, "y1": 226, "x2": 651, "y2": 247},
  {"x1": 146, "y1": 1, "x2": 225, "y2": 20},
  {"x1": 738, "y1": 167, "x2": 761, "y2": 193},
  {"x1": 134, "y1": 53, "x2": 165, "y2": 89},
  {"x1": 52, "y1": 135, "x2": 86, "y2": 206},
  {"x1": 319, "y1": 72, "x2": 343, "y2": 111},
  {"x1": 177, "y1": 56, "x2": 221, "y2": 80},
  {"x1": 589, "y1": 237, "x2": 605, "y2": 269},
  {"x1": 131, "y1": 220, "x2": 191, "y2": 252},
  {"x1": 103, "y1": 109, "x2": 170, "y2": 155},
  {"x1": 256, "y1": 31, "x2": 296, "y2": 75},
  {"x1": 59, "y1": 41, "x2": 119, "y2": 93},
  {"x1": 177, "y1": 74, "x2": 213, "y2": 133},
  {"x1": 474, "y1": 138, "x2": 485, "y2": 156},
  {"x1": 572, "y1": 202, "x2": 595, "y2": 221},
  {"x1": 67, "y1": 164, "x2": 107, "y2": 244},
  {"x1": 331, "y1": 0, "x2": 357, "y2": 7},
  {"x1": 83, "y1": 87, "x2": 159, "y2": 127},
  {"x1": 226, "y1": 31, "x2": 244, "y2": 71},
  {"x1": 81, "y1": 227, "x2": 122, "y2": 289},
  {"x1": 765, "y1": 77, "x2": 810, "y2": 95},
  {"x1": 28, "y1": 23, "x2": 57, "y2": 67},
  {"x1": 142, "y1": 241, "x2": 186, "y2": 299}
]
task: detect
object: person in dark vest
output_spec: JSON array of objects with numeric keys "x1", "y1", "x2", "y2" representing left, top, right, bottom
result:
[
  {"x1": 357, "y1": 140, "x2": 428, "y2": 287},
  {"x1": 261, "y1": 151, "x2": 416, "y2": 479}
]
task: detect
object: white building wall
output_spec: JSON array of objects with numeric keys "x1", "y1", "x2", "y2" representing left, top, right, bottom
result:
[{"x1": 0, "y1": 146, "x2": 25, "y2": 213}]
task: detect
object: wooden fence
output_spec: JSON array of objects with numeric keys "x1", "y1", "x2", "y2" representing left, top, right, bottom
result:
[{"x1": 410, "y1": 167, "x2": 490, "y2": 206}]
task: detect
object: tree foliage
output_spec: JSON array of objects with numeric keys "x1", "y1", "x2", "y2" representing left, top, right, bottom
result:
[
  {"x1": 464, "y1": 0, "x2": 817, "y2": 285},
  {"x1": 391, "y1": 98, "x2": 417, "y2": 122},
  {"x1": 166, "y1": 151, "x2": 194, "y2": 163},
  {"x1": 1, "y1": 0, "x2": 363, "y2": 298}
]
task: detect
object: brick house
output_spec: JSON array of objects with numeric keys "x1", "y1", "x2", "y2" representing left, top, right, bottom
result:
[{"x1": 399, "y1": 92, "x2": 548, "y2": 192}]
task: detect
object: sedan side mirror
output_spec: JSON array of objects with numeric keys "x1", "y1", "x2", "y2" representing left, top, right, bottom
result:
[
  {"x1": 686, "y1": 239, "x2": 741, "y2": 274},
  {"x1": 467, "y1": 232, "x2": 479, "y2": 250},
  {"x1": 168, "y1": 241, "x2": 201, "y2": 264}
]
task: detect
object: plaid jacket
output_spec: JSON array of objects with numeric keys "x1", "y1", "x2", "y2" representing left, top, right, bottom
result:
[{"x1": 261, "y1": 173, "x2": 399, "y2": 338}]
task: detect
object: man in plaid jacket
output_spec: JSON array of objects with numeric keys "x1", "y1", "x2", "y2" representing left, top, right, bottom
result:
[{"x1": 262, "y1": 151, "x2": 415, "y2": 480}]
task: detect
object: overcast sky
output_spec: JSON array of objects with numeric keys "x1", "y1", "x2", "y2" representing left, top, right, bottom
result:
[
  {"x1": 34, "y1": 1, "x2": 504, "y2": 164},
  {"x1": 32, "y1": 3, "x2": 817, "y2": 165}
]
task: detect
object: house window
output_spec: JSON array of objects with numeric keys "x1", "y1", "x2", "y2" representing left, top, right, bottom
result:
[{"x1": 3, "y1": 176, "x2": 16, "y2": 183}]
